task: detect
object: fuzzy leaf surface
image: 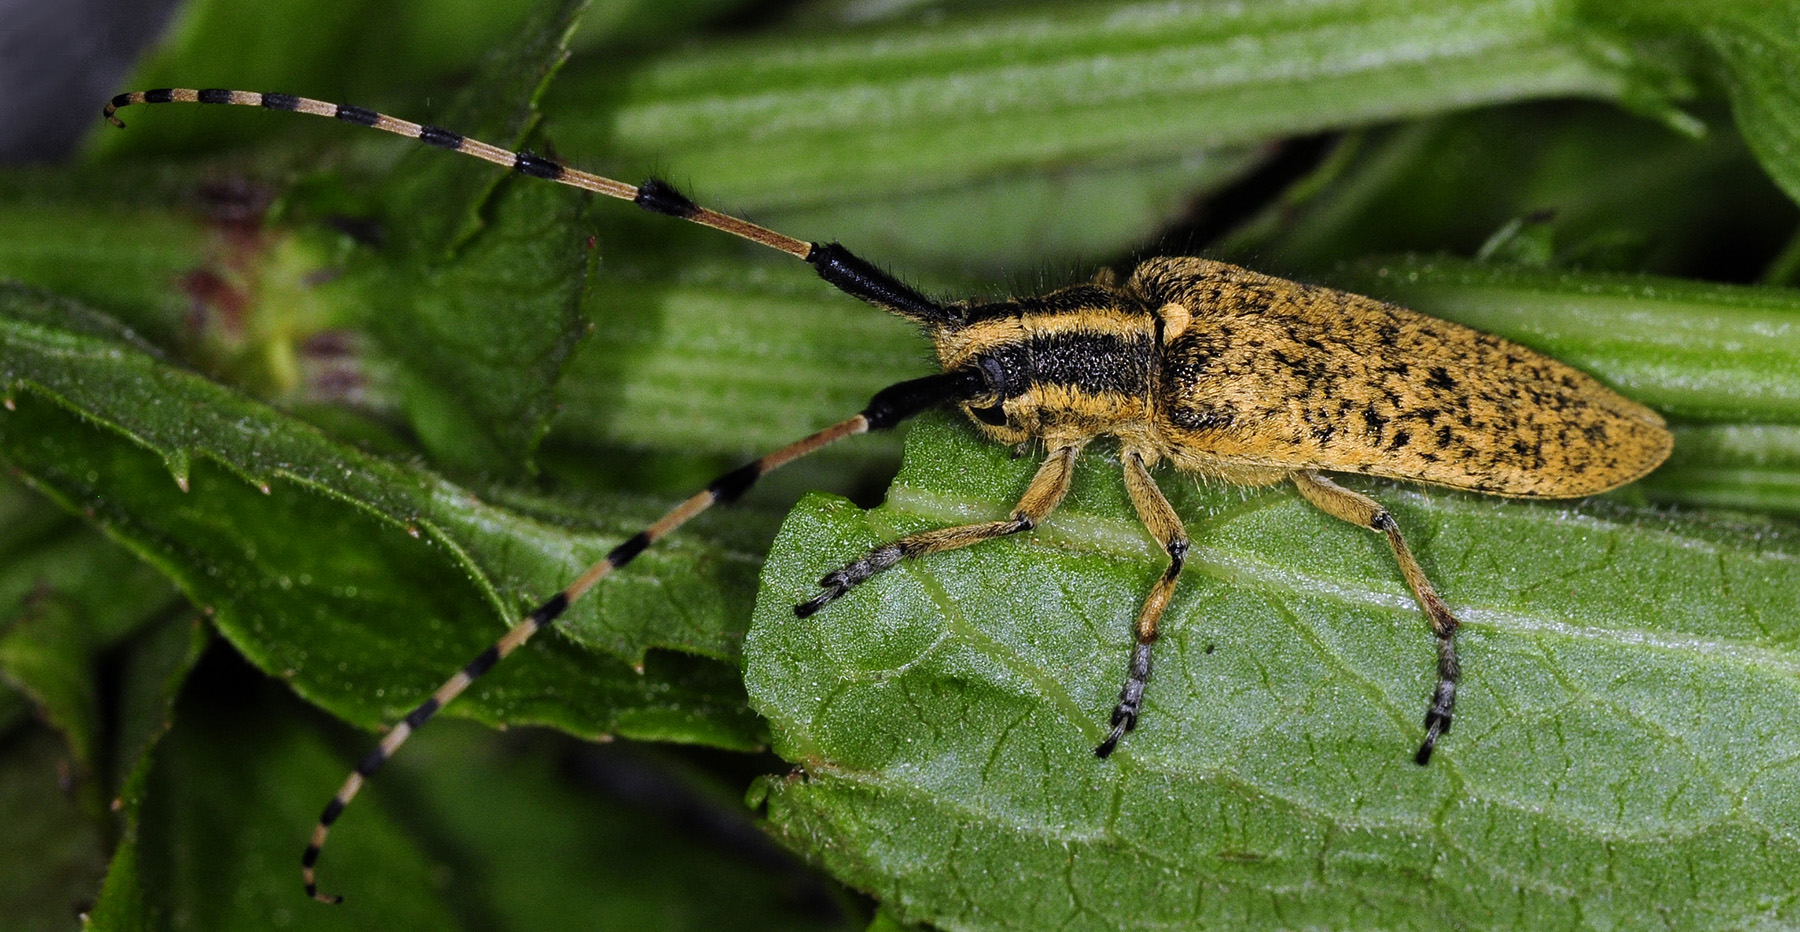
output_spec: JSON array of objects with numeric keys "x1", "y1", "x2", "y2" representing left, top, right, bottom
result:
[{"x1": 749, "y1": 415, "x2": 1800, "y2": 931}]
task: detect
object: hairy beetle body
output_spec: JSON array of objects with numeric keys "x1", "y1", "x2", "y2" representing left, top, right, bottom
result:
[{"x1": 936, "y1": 257, "x2": 1669, "y2": 495}]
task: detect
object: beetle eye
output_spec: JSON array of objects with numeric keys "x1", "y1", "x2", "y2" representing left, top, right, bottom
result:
[
  {"x1": 969, "y1": 356, "x2": 1012, "y2": 426},
  {"x1": 979, "y1": 356, "x2": 1010, "y2": 396}
]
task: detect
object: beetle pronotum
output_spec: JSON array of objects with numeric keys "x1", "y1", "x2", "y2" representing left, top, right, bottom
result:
[{"x1": 105, "y1": 87, "x2": 1674, "y2": 903}]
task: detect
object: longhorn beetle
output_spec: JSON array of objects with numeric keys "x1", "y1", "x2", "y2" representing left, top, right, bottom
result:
[{"x1": 105, "y1": 87, "x2": 1674, "y2": 903}]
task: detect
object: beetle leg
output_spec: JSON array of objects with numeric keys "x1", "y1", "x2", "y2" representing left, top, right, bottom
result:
[
  {"x1": 796, "y1": 442, "x2": 1082, "y2": 617},
  {"x1": 1096, "y1": 451, "x2": 1190, "y2": 758},
  {"x1": 1291, "y1": 470, "x2": 1460, "y2": 765}
]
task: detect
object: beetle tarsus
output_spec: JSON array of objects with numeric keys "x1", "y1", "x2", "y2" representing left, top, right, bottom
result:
[{"x1": 1415, "y1": 681, "x2": 1455, "y2": 765}]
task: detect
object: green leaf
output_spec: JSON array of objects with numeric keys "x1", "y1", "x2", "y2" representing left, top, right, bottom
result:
[
  {"x1": 588, "y1": 0, "x2": 1656, "y2": 214},
  {"x1": 0, "y1": 164, "x2": 219, "y2": 350},
  {"x1": 95, "y1": 661, "x2": 852, "y2": 931},
  {"x1": 384, "y1": 723, "x2": 853, "y2": 931},
  {"x1": 747, "y1": 414, "x2": 1800, "y2": 930},
  {"x1": 758, "y1": 152, "x2": 1270, "y2": 274},
  {"x1": 0, "y1": 602, "x2": 103, "y2": 783},
  {"x1": 1647, "y1": 424, "x2": 1800, "y2": 515},
  {"x1": 86, "y1": 616, "x2": 209, "y2": 932},
  {"x1": 864, "y1": 909, "x2": 920, "y2": 932},
  {"x1": 121, "y1": 675, "x2": 468, "y2": 930},
  {"x1": 0, "y1": 489, "x2": 196, "y2": 932},
  {"x1": 349, "y1": 0, "x2": 593, "y2": 475},
  {"x1": 375, "y1": 0, "x2": 584, "y2": 261},
  {"x1": 0, "y1": 284, "x2": 761, "y2": 749},
  {"x1": 1587, "y1": 0, "x2": 1800, "y2": 204},
  {"x1": 530, "y1": 0, "x2": 1800, "y2": 275},
  {"x1": 365, "y1": 172, "x2": 595, "y2": 475},
  {"x1": 546, "y1": 0, "x2": 1664, "y2": 273},
  {"x1": 558, "y1": 233, "x2": 927, "y2": 459},
  {"x1": 1694, "y1": 14, "x2": 1800, "y2": 203},
  {"x1": 86, "y1": 0, "x2": 743, "y2": 160},
  {"x1": 0, "y1": 727, "x2": 109, "y2": 931},
  {"x1": 0, "y1": 480, "x2": 184, "y2": 781},
  {"x1": 1217, "y1": 103, "x2": 1798, "y2": 279}
]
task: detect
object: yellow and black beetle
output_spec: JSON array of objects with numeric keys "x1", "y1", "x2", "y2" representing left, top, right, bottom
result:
[{"x1": 105, "y1": 87, "x2": 1673, "y2": 903}]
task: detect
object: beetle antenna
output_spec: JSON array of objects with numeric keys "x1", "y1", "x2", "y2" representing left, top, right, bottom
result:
[
  {"x1": 298, "y1": 369, "x2": 981, "y2": 903},
  {"x1": 104, "y1": 89, "x2": 961, "y2": 327}
]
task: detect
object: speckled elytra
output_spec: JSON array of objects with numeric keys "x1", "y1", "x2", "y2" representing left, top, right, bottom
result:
[{"x1": 105, "y1": 87, "x2": 1674, "y2": 903}]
